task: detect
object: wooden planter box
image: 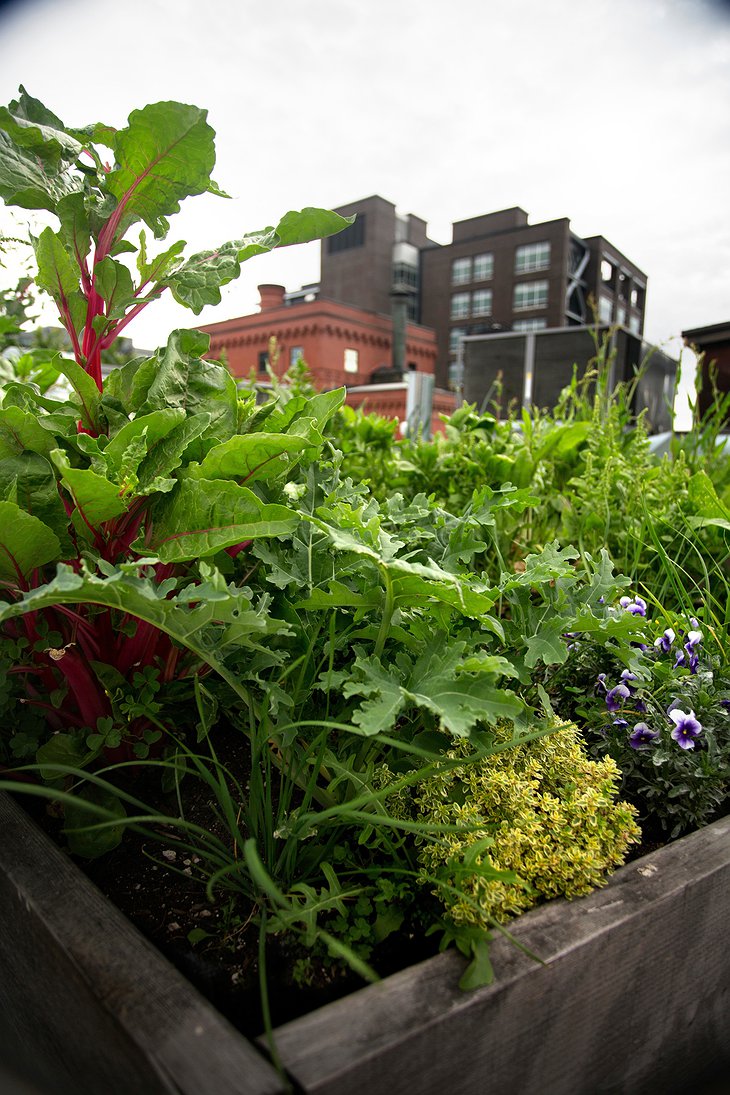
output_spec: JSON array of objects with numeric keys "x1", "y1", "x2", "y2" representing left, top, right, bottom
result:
[{"x1": 1, "y1": 790, "x2": 729, "y2": 1095}]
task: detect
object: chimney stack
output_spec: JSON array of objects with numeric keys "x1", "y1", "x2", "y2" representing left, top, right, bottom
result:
[{"x1": 258, "y1": 284, "x2": 286, "y2": 311}]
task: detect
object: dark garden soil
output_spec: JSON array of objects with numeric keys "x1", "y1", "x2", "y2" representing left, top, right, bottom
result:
[
  {"x1": 29, "y1": 728, "x2": 438, "y2": 1039},
  {"x1": 82, "y1": 814, "x2": 438, "y2": 1038}
]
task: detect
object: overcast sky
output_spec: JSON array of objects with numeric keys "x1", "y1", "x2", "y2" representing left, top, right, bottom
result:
[{"x1": 1, "y1": 0, "x2": 729, "y2": 419}]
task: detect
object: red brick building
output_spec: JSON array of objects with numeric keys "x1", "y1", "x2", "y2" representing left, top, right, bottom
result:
[
  {"x1": 199, "y1": 284, "x2": 438, "y2": 390},
  {"x1": 197, "y1": 285, "x2": 452, "y2": 433}
]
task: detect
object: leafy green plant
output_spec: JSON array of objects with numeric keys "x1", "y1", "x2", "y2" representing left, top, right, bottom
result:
[{"x1": 0, "y1": 87, "x2": 351, "y2": 777}]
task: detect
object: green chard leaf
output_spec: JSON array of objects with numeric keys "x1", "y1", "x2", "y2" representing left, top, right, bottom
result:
[
  {"x1": 105, "y1": 101, "x2": 217, "y2": 238},
  {"x1": 0, "y1": 499, "x2": 61, "y2": 580},
  {"x1": 0, "y1": 88, "x2": 83, "y2": 211},
  {"x1": 164, "y1": 209, "x2": 354, "y2": 313},
  {"x1": 54, "y1": 355, "x2": 102, "y2": 432},
  {"x1": 133, "y1": 330, "x2": 238, "y2": 438},
  {"x1": 0, "y1": 405, "x2": 57, "y2": 460},
  {"x1": 32, "y1": 227, "x2": 86, "y2": 337},
  {"x1": 93, "y1": 256, "x2": 136, "y2": 322},
  {"x1": 195, "y1": 433, "x2": 310, "y2": 483},
  {"x1": 51, "y1": 449, "x2": 127, "y2": 528},
  {"x1": 139, "y1": 478, "x2": 297, "y2": 561},
  {"x1": 0, "y1": 452, "x2": 72, "y2": 547}
]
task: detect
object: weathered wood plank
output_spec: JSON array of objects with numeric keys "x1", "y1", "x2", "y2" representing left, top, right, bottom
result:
[
  {"x1": 0, "y1": 792, "x2": 285, "y2": 1095},
  {"x1": 270, "y1": 817, "x2": 730, "y2": 1095}
]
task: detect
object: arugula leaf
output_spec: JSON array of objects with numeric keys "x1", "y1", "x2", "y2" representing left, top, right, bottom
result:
[{"x1": 342, "y1": 640, "x2": 522, "y2": 738}]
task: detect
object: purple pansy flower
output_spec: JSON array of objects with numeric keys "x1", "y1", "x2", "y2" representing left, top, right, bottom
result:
[
  {"x1": 620, "y1": 595, "x2": 647, "y2": 616},
  {"x1": 654, "y1": 627, "x2": 675, "y2": 654},
  {"x1": 606, "y1": 683, "x2": 631, "y2": 711},
  {"x1": 620, "y1": 669, "x2": 638, "y2": 693},
  {"x1": 629, "y1": 722, "x2": 660, "y2": 749},
  {"x1": 674, "y1": 649, "x2": 686, "y2": 669},
  {"x1": 669, "y1": 709, "x2": 702, "y2": 750},
  {"x1": 684, "y1": 629, "x2": 702, "y2": 674}
]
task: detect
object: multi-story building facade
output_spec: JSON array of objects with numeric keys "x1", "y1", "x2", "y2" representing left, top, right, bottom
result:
[
  {"x1": 320, "y1": 198, "x2": 647, "y2": 390},
  {"x1": 320, "y1": 195, "x2": 434, "y2": 323}
]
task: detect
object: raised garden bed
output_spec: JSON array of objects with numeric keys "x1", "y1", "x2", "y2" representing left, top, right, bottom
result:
[{"x1": 2, "y1": 790, "x2": 728, "y2": 1095}]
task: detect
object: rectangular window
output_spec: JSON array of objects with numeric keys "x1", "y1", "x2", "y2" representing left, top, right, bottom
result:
[
  {"x1": 473, "y1": 252, "x2": 493, "y2": 281},
  {"x1": 513, "y1": 280, "x2": 548, "y2": 311},
  {"x1": 290, "y1": 345, "x2": 304, "y2": 367},
  {"x1": 617, "y1": 305, "x2": 627, "y2": 326},
  {"x1": 601, "y1": 259, "x2": 615, "y2": 285},
  {"x1": 258, "y1": 350, "x2": 269, "y2": 373},
  {"x1": 451, "y1": 292, "x2": 470, "y2": 319},
  {"x1": 599, "y1": 295, "x2": 613, "y2": 324},
  {"x1": 513, "y1": 318, "x2": 547, "y2": 332},
  {"x1": 344, "y1": 348, "x2": 359, "y2": 374},
  {"x1": 451, "y1": 257, "x2": 472, "y2": 285},
  {"x1": 392, "y1": 262, "x2": 419, "y2": 290},
  {"x1": 629, "y1": 313, "x2": 640, "y2": 335},
  {"x1": 449, "y1": 326, "x2": 467, "y2": 353},
  {"x1": 515, "y1": 241, "x2": 551, "y2": 274},
  {"x1": 472, "y1": 289, "x2": 492, "y2": 317}
]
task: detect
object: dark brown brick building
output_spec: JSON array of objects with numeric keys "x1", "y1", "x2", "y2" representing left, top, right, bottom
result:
[
  {"x1": 682, "y1": 320, "x2": 730, "y2": 421},
  {"x1": 320, "y1": 197, "x2": 647, "y2": 389}
]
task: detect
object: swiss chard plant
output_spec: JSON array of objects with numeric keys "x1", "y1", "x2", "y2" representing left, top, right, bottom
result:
[{"x1": 0, "y1": 87, "x2": 352, "y2": 774}]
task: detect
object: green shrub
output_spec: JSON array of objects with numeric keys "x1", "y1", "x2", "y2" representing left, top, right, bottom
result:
[{"x1": 409, "y1": 721, "x2": 640, "y2": 925}]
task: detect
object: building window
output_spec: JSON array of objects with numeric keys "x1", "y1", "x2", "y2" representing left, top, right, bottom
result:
[
  {"x1": 513, "y1": 280, "x2": 548, "y2": 311},
  {"x1": 513, "y1": 318, "x2": 547, "y2": 332},
  {"x1": 601, "y1": 259, "x2": 615, "y2": 286},
  {"x1": 290, "y1": 345, "x2": 304, "y2": 367},
  {"x1": 451, "y1": 257, "x2": 472, "y2": 285},
  {"x1": 630, "y1": 284, "x2": 645, "y2": 310},
  {"x1": 617, "y1": 305, "x2": 627, "y2": 327},
  {"x1": 515, "y1": 241, "x2": 550, "y2": 274},
  {"x1": 599, "y1": 295, "x2": 613, "y2": 324},
  {"x1": 327, "y1": 214, "x2": 366, "y2": 254},
  {"x1": 451, "y1": 292, "x2": 470, "y2": 319},
  {"x1": 392, "y1": 262, "x2": 419, "y2": 290},
  {"x1": 343, "y1": 348, "x2": 359, "y2": 374},
  {"x1": 473, "y1": 252, "x2": 493, "y2": 281},
  {"x1": 258, "y1": 350, "x2": 269, "y2": 373},
  {"x1": 449, "y1": 327, "x2": 467, "y2": 354},
  {"x1": 472, "y1": 289, "x2": 492, "y2": 317}
]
